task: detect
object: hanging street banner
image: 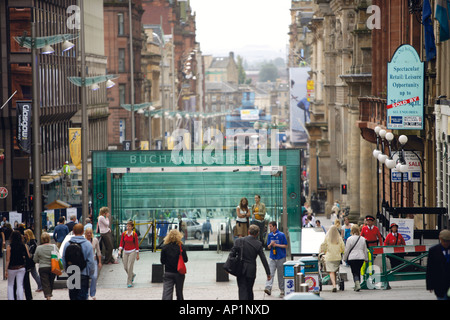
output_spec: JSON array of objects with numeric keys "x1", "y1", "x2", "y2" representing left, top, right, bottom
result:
[
  {"x1": 16, "y1": 101, "x2": 32, "y2": 154},
  {"x1": 69, "y1": 128, "x2": 82, "y2": 170},
  {"x1": 387, "y1": 44, "x2": 424, "y2": 130}
]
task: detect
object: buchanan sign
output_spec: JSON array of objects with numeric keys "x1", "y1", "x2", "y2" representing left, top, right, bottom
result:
[{"x1": 387, "y1": 45, "x2": 424, "y2": 130}]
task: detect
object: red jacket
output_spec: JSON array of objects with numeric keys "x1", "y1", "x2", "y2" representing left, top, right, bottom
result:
[
  {"x1": 384, "y1": 232, "x2": 406, "y2": 246},
  {"x1": 361, "y1": 225, "x2": 383, "y2": 246},
  {"x1": 119, "y1": 231, "x2": 139, "y2": 252}
]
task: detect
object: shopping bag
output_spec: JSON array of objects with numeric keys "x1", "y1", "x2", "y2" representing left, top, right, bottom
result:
[
  {"x1": 177, "y1": 244, "x2": 187, "y2": 275},
  {"x1": 51, "y1": 245, "x2": 63, "y2": 276}
]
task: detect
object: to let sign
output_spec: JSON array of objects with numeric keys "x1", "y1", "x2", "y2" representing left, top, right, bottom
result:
[{"x1": 387, "y1": 44, "x2": 424, "y2": 130}]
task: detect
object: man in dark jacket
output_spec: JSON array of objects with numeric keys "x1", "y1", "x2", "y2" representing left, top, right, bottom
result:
[
  {"x1": 426, "y1": 229, "x2": 450, "y2": 300},
  {"x1": 233, "y1": 224, "x2": 271, "y2": 300}
]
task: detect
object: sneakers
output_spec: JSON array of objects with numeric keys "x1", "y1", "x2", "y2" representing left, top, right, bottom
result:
[
  {"x1": 354, "y1": 281, "x2": 361, "y2": 292},
  {"x1": 279, "y1": 291, "x2": 285, "y2": 298},
  {"x1": 264, "y1": 288, "x2": 271, "y2": 295}
]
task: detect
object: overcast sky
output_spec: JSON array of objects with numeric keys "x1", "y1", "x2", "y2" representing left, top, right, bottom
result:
[{"x1": 189, "y1": 0, "x2": 291, "y2": 58}]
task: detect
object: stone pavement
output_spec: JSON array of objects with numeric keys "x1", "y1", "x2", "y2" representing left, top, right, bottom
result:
[{"x1": 0, "y1": 215, "x2": 440, "y2": 301}]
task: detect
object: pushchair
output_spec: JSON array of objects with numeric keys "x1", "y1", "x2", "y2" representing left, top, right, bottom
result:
[{"x1": 317, "y1": 253, "x2": 345, "y2": 291}]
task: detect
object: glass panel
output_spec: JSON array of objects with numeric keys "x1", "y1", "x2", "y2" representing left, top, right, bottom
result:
[{"x1": 92, "y1": 149, "x2": 302, "y2": 252}]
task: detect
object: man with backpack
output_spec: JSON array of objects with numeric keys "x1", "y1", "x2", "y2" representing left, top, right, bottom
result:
[{"x1": 62, "y1": 223, "x2": 95, "y2": 300}]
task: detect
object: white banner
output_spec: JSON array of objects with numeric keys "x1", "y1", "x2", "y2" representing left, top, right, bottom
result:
[{"x1": 390, "y1": 218, "x2": 414, "y2": 245}]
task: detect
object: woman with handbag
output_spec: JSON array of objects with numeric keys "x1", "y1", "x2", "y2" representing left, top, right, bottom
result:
[
  {"x1": 5, "y1": 230, "x2": 31, "y2": 300},
  {"x1": 160, "y1": 229, "x2": 188, "y2": 300},
  {"x1": 343, "y1": 224, "x2": 368, "y2": 291},
  {"x1": 33, "y1": 232, "x2": 58, "y2": 300},
  {"x1": 118, "y1": 221, "x2": 139, "y2": 288},
  {"x1": 319, "y1": 225, "x2": 345, "y2": 292}
]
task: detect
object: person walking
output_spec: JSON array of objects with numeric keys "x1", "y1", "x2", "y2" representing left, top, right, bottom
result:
[
  {"x1": 62, "y1": 223, "x2": 95, "y2": 300},
  {"x1": 23, "y1": 229, "x2": 42, "y2": 298},
  {"x1": 66, "y1": 214, "x2": 77, "y2": 233},
  {"x1": 202, "y1": 218, "x2": 213, "y2": 245},
  {"x1": 341, "y1": 216, "x2": 353, "y2": 244},
  {"x1": 118, "y1": 220, "x2": 140, "y2": 288},
  {"x1": 320, "y1": 225, "x2": 345, "y2": 292},
  {"x1": 264, "y1": 221, "x2": 288, "y2": 297},
  {"x1": 85, "y1": 227, "x2": 102, "y2": 299},
  {"x1": 97, "y1": 207, "x2": 116, "y2": 264},
  {"x1": 53, "y1": 217, "x2": 69, "y2": 249},
  {"x1": 236, "y1": 197, "x2": 250, "y2": 238},
  {"x1": 160, "y1": 229, "x2": 188, "y2": 300},
  {"x1": 343, "y1": 224, "x2": 368, "y2": 291},
  {"x1": 5, "y1": 230, "x2": 31, "y2": 300},
  {"x1": 33, "y1": 232, "x2": 57, "y2": 300},
  {"x1": 234, "y1": 225, "x2": 271, "y2": 300},
  {"x1": 426, "y1": 229, "x2": 450, "y2": 300},
  {"x1": 251, "y1": 195, "x2": 266, "y2": 244},
  {"x1": 360, "y1": 215, "x2": 383, "y2": 248}
]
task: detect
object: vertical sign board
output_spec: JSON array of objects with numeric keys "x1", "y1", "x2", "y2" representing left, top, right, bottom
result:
[
  {"x1": 16, "y1": 101, "x2": 32, "y2": 154},
  {"x1": 289, "y1": 67, "x2": 311, "y2": 144},
  {"x1": 387, "y1": 45, "x2": 424, "y2": 130}
]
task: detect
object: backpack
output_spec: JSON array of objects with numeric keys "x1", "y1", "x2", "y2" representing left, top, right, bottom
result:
[{"x1": 65, "y1": 241, "x2": 87, "y2": 270}]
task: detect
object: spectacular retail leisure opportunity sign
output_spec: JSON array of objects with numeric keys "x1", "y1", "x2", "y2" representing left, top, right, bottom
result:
[{"x1": 387, "y1": 44, "x2": 424, "y2": 130}]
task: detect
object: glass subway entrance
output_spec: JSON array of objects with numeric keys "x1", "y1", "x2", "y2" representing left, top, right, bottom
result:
[{"x1": 92, "y1": 149, "x2": 302, "y2": 252}]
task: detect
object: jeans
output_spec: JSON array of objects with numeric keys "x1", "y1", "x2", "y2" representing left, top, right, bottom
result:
[
  {"x1": 69, "y1": 274, "x2": 90, "y2": 300},
  {"x1": 265, "y1": 257, "x2": 286, "y2": 292},
  {"x1": 90, "y1": 263, "x2": 98, "y2": 297},
  {"x1": 7, "y1": 268, "x2": 26, "y2": 300}
]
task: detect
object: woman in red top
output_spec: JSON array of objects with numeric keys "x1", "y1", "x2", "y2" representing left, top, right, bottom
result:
[
  {"x1": 384, "y1": 223, "x2": 406, "y2": 246},
  {"x1": 118, "y1": 221, "x2": 139, "y2": 288},
  {"x1": 384, "y1": 223, "x2": 406, "y2": 269}
]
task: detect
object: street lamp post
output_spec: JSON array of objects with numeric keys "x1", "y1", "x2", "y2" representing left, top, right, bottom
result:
[{"x1": 31, "y1": 20, "x2": 42, "y2": 243}]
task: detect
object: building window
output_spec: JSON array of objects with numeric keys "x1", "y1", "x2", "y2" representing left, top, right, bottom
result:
[
  {"x1": 119, "y1": 84, "x2": 126, "y2": 106},
  {"x1": 118, "y1": 13, "x2": 124, "y2": 35},
  {"x1": 119, "y1": 119, "x2": 126, "y2": 143},
  {"x1": 119, "y1": 48, "x2": 125, "y2": 72}
]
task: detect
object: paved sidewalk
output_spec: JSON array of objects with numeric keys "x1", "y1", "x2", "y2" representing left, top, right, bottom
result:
[{"x1": 0, "y1": 214, "x2": 438, "y2": 301}]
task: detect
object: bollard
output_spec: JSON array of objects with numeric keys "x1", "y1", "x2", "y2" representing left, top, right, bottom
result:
[
  {"x1": 294, "y1": 272, "x2": 305, "y2": 292},
  {"x1": 300, "y1": 283, "x2": 308, "y2": 292}
]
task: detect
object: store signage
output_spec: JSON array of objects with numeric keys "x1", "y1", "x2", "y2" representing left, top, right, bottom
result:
[
  {"x1": 387, "y1": 44, "x2": 424, "y2": 130},
  {"x1": 17, "y1": 101, "x2": 32, "y2": 154},
  {"x1": 391, "y1": 151, "x2": 422, "y2": 182}
]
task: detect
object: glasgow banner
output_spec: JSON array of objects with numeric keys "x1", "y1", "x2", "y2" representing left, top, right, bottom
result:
[
  {"x1": 16, "y1": 101, "x2": 32, "y2": 154},
  {"x1": 69, "y1": 128, "x2": 82, "y2": 170}
]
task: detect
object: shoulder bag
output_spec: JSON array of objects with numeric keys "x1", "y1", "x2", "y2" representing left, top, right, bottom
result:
[
  {"x1": 345, "y1": 236, "x2": 361, "y2": 264},
  {"x1": 223, "y1": 238, "x2": 244, "y2": 277},
  {"x1": 177, "y1": 244, "x2": 187, "y2": 275}
]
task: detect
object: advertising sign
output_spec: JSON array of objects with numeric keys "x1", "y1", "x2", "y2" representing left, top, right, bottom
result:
[
  {"x1": 289, "y1": 67, "x2": 311, "y2": 144},
  {"x1": 69, "y1": 128, "x2": 82, "y2": 169},
  {"x1": 16, "y1": 101, "x2": 32, "y2": 154},
  {"x1": 240, "y1": 109, "x2": 259, "y2": 120},
  {"x1": 391, "y1": 151, "x2": 422, "y2": 182},
  {"x1": 390, "y1": 218, "x2": 414, "y2": 245},
  {"x1": 387, "y1": 44, "x2": 424, "y2": 130}
]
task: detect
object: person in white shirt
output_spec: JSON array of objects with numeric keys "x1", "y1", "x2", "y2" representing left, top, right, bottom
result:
[{"x1": 343, "y1": 224, "x2": 368, "y2": 292}]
